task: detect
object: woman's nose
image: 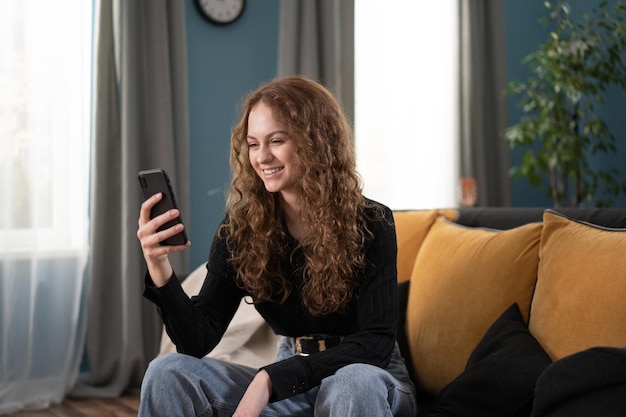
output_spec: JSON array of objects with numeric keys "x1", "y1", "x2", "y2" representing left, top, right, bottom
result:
[{"x1": 257, "y1": 144, "x2": 273, "y2": 163}]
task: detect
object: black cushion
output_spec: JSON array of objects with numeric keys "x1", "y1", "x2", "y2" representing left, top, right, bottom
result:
[
  {"x1": 531, "y1": 347, "x2": 626, "y2": 417},
  {"x1": 427, "y1": 303, "x2": 552, "y2": 417}
]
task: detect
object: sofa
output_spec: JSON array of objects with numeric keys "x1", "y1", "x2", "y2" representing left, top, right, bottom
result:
[{"x1": 160, "y1": 207, "x2": 626, "y2": 416}]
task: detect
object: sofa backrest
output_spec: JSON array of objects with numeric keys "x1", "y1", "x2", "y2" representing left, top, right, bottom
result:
[
  {"x1": 455, "y1": 207, "x2": 626, "y2": 230},
  {"x1": 393, "y1": 206, "x2": 626, "y2": 399}
]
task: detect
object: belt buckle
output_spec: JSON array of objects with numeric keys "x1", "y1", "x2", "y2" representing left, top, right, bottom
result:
[
  {"x1": 295, "y1": 335, "x2": 330, "y2": 356},
  {"x1": 295, "y1": 336, "x2": 312, "y2": 356}
]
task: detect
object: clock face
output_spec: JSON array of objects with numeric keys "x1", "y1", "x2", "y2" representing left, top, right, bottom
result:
[{"x1": 196, "y1": 0, "x2": 245, "y2": 25}]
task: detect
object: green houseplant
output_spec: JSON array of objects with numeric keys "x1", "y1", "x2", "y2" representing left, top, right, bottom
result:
[{"x1": 505, "y1": 0, "x2": 626, "y2": 207}]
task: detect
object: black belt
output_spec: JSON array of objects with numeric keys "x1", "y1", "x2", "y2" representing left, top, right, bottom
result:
[{"x1": 295, "y1": 335, "x2": 341, "y2": 356}]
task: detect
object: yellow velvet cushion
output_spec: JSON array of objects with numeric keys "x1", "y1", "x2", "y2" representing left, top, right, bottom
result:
[
  {"x1": 406, "y1": 217, "x2": 543, "y2": 394},
  {"x1": 393, "y1": 210, "x2": 458, "y2": 283},
  {"x1": 529, "y1": 210, "x2": 626, "y2": 361}
]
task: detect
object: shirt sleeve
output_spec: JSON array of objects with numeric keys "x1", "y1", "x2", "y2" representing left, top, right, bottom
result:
[
  {"x1": 143, "y1": 227, "x2": 244, "y2": 358},
  {"x1": 261, "y1": 204, "x2": 399, "y2": 402}
]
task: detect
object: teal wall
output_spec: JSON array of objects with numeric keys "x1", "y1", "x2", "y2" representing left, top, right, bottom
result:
[
  {"x1": 186, "y1": 0, "x2": 280, "y2": 269},
  {"x1": 185, "y1": 0, "x2": 626, "y2": 269}
]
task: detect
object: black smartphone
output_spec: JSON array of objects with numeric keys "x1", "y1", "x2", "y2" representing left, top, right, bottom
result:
[{"x1": 138, "y1": 168, "x2": 188, "y2": 246}]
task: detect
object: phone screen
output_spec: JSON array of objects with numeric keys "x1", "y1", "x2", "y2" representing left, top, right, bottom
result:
[{"x1": 138, "y1": 168, "x2": 188, "y2": 246}]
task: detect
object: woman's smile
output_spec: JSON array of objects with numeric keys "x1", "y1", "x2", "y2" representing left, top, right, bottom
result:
[{"x1": 263, "y1": 167, "x2": 284, "y2": 175}]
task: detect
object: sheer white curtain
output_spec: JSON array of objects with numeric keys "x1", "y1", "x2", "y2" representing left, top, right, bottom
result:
[
  {"x1": 355, "y1": 2, "x2": 459, "y2": 210},
  {"x1": 0, "y1": 1, "x2": 92, "y2": 413}
]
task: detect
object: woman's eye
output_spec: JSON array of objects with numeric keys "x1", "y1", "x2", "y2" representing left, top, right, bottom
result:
[
  {"x1": 247, "y1": 142, "x2": 258, "y2": 148},
  {"x1": 271, "y1": 138, "x2": 284, "y2": 144}
]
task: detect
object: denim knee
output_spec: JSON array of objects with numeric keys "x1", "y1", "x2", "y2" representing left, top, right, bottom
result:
[
  {"x1": 315, "y1": 363, "x2": 389, "y2": 415},
  {"x1": 144, "y1": 354, "x2": 230, "y2": 415},
  {"x1": 315, "y1": 363, "x2": 416, "y2": 417},
  {"x1": 323, "y1": 363, "x2": 388, "y2": 394},
  {"x1": 143, "y1": 353, "x2": 194, "y2": 387}
]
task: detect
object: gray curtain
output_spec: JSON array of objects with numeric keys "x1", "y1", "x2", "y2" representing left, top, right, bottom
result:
[
  {"x1": 459, "y1": 0, "x2": 511, "y2": 206},
  {"x1": 277, "y1": 0, "x2": 354, "y2": 124},
  {"x1": 72, "y1": 0, "x2": 189, "y2": 397}
]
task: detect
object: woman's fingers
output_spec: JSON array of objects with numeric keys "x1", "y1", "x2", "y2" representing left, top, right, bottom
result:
[
  {"x1": 138, "y1": 192, "x2": 162, "y2": 226},
  {"x1": 151, "y1": 220, "x2": 186, "y2": 246},
  {"x1": 138, "y1": 193, "x2": 180, "y2": 238},
  {"x1": 137, "y1": 192, "x2": 190, "y2": 255},
  {"x1": 136, "y1": 192, "x2": 191, "y2": 286}
]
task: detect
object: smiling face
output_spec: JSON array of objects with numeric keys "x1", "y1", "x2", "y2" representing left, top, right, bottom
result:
[{"x1": 247, "y1": 102, "x2": 301, "y2": 201}]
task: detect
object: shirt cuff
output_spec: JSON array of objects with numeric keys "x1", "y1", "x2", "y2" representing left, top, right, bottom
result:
[
  {"x1": 261, "y1": 356, "x2": 310, "y2": 402},
  {"x1": 142, "y1": 271, "x2": 187, "y2": 309}
]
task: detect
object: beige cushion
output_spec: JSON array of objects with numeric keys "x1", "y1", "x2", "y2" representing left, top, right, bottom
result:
[
  {"x1": 406, "y1": 217, "x2": 542, "y2": 394},
  {"x1": 159, "y1": 264, "x2": 280, "y2": 368},
  {"x1": 529, "y1": 210, "x2": 626, "y2": 361}
]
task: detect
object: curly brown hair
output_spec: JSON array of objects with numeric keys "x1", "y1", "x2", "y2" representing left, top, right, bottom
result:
[{"x1": 221, "y1": 76, "x2": 371, "y2": 316}]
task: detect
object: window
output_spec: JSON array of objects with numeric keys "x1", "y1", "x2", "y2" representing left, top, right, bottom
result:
[
  {"x1": 355, "y1": 2, "x2": 459, "y2": 209},
  {"x1": 0, "y1": 0, "x2": 91, "y2": 256}
]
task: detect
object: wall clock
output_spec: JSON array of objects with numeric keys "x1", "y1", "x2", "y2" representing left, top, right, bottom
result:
[{"x1": 195, "y1": 0, "x2": 245, "y2": 25}]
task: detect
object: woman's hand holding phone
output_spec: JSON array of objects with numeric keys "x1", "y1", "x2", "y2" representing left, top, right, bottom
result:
[{"x1": 137, "y1": 191, "x2": 191, "y2": 288}]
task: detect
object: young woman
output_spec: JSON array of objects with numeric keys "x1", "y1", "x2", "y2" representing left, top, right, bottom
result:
[{"x1": 136, "y1": 76, "x2": 417, "y2": 417}]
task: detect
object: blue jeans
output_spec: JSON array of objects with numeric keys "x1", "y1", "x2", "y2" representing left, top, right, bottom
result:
[{"x1": 138, "y1": 337, "x2": 417, "y2": 417}]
